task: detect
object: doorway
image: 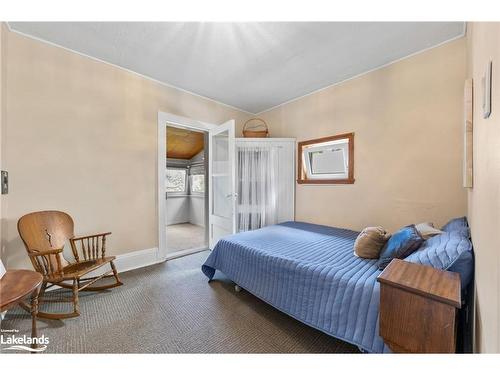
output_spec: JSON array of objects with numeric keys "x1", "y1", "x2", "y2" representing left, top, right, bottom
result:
[
  {"x1": 157, "y1": 111, "x2": 236, "y2": 261},
  {"x1": 165, "y1": 125, "x2": 208, "y2": 255}
]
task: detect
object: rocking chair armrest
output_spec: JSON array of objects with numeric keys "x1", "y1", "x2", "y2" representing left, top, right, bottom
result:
[
  {"x1": 28, "y1": 248, "x2": 65, "y2": 277},
  {"x1": 28, "y1": 247, "x2": 64, "y2": 256},
  {"x1": 70, "y1": 232, "x2": 112, "y2": 260},
  {"x1": 71, "y1": 232, "x2": 112, "y2": 241}
]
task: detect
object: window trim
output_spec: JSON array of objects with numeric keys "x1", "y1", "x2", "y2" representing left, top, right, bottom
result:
[
  {"x1": 297, "y1": 132, "x2": 355, "y2": 185},
  {"x1": 166, "y1": 167, "x2": 188, "y2": 194}
]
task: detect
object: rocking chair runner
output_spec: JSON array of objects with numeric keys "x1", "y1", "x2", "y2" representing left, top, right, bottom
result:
[{"x1": 17, "y1": 210, "x2": 123, "y2": 319}]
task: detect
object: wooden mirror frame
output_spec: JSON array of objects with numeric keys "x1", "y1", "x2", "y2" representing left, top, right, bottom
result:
[{"x1": 297, "y1": 132, "x2": 355, "y2": 184}]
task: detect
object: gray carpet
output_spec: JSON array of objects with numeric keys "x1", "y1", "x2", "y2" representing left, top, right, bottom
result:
[{"x1": 1, "y1": 251, "x2": 359, "y2": 353}]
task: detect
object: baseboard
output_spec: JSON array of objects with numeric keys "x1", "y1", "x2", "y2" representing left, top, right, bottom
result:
[{"x1": 114, "y1": 247, "x2": 161, "y2": 273}]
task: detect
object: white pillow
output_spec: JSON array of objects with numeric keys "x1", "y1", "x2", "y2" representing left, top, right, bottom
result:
[{"x1": 415, "y1": 222, "x2": 443, "y2": 239}]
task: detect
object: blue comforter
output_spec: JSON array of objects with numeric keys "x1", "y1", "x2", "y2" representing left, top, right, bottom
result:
[{"x1": 202, "y1": 221, "x2": 388, "y2": 353}]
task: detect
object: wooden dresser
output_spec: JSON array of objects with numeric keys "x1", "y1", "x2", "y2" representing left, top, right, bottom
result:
[{"x1": 377, "y1": 259, "x2": 461, "y2": 353}]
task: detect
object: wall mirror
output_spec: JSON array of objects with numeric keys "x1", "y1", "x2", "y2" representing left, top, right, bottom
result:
[{"x1": 297, "y1": 132, "x2": 354, "y2": 184}]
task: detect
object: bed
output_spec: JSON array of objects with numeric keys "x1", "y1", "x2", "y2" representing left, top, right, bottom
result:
[{"x1": 202, "y1": 220, "x2": 473, "y2": 353}]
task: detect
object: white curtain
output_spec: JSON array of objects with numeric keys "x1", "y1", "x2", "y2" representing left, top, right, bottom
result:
[{"x1": 237, "y1": 145, "x2": 279, "y2": 232}]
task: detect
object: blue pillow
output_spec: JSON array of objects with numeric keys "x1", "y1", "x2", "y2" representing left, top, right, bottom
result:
[
  {"x1": 378, "y1": 225, "x2": 424, "y2": 270},
  {"x1": 405, "y1": 228, "x2": 474, "y2": 289},
  {"x1": 452, "y1": 227, "x2": 471, "y2": 238},
  {"x1": 441, "y1": 216, "x2": 468, "y2": 232}
]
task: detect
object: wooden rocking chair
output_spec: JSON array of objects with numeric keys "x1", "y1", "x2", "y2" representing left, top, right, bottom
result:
[{"x1": 17, "y1": 210, "x2": 123, "y2": 319}]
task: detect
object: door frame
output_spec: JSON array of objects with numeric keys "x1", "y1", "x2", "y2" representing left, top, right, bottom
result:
[{"x1": 157, "y1": 111, "x2": 217, "y2": 262}]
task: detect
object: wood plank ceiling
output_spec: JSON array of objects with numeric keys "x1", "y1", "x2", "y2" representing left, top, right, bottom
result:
[{"x1": 166, "y1": 126, "x2": 205, "y2": 159}]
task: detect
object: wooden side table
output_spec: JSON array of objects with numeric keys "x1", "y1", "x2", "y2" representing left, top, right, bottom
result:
[
  {"x1": 0, "y1": 269, "x2": 43, "y2": 350},
  {"x1": 377, "y1": 259, "x2": 461, "y2": 353}
]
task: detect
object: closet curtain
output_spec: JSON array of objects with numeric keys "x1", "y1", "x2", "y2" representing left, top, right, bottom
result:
[{"x1": 237, "y1": 145, "x2": 279, "y2": 232}]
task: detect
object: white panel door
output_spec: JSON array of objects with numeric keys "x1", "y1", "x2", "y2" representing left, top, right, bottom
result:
[{"x1": 208, "y1": 120, "x2": 236, "y2": 249}]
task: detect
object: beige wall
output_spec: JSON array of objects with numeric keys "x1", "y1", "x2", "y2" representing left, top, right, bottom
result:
[
  {"x1": 1, "y1": 29, "x2": 251, "y2": 268},
  {"x1": 466, "y1": 22, "x2": 500, "y2": 353},
  {"x1": 260, "y1": 38, "x2": 468, "y2": 233}
]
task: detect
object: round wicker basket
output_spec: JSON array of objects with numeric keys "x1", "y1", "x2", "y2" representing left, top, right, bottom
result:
[{"x1": 242, "y1": 118, "x2": 269, "y2": 138}]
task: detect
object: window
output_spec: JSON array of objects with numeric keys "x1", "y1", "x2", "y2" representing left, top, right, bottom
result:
[
  {"x1": 166, "y1": 168, "x2": 187, "y2": 193},
  {"x1": 298, "y1": 133, "x2": 354, "y2": 184},
  {"x1": 191, "y1": 174, "x2": 205, "y2": 194},
  {"x1": 306, "y1": 141, "x2": 348, "y2": 177}
]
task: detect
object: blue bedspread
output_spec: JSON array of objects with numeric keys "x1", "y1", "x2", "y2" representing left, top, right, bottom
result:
[{"x1": 202, "y1": 221, "x2": 388, "y2": 353}]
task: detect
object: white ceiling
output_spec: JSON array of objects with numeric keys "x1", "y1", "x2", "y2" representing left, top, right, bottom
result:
[{"x1": 8, "y1": 22, "x2": 465, "y2": 114}]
